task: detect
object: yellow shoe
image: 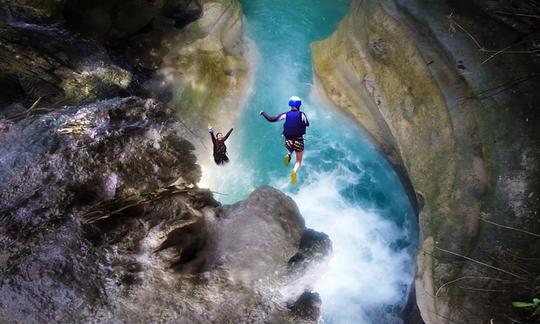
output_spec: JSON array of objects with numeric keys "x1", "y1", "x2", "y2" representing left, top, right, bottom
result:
[
  {"x1": 291, "y1": 170, "x2": 297, "y2": 186},
  {"x1": 284, "y1": 153, "x2": 291, "y2": 166}
]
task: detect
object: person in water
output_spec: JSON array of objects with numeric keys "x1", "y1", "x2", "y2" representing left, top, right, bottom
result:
[
  {"x1": 259, "y1": 96, "x2": 309, "y2": 185},
  {"x1": 208, "y1": 124, "x2": 233, "y2": 165}
]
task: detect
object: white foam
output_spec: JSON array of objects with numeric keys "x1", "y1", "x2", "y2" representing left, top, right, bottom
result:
[{"x1": 282, "y1": 167, "x2": 414, "y2": 323}]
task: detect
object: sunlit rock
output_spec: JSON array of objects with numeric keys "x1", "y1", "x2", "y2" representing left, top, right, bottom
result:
[{"x1": 147, "y1": 0, "x2": 248, "y2": 130}]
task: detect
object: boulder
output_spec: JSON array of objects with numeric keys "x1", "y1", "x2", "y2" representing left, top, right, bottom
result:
[{"x1": 0, "y1": 96, "x2": 209, "y2": 322}]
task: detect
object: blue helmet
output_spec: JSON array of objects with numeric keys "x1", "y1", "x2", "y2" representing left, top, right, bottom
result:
[{"x1": 288, "y1": 96, "x2": 302, "y2": 108}]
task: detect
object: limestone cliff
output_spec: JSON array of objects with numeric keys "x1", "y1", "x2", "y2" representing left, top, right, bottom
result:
[{"x1": 313, "y1": 0, "x2": 540, "y2": 322}]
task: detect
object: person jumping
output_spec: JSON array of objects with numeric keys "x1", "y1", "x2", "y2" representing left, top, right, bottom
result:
[
  {"x1": 208, "y1": 124, "x2": 233, "y2": 165},
  {"x1": 259, "y1": 96, "x2": 309, "y2": 185}
]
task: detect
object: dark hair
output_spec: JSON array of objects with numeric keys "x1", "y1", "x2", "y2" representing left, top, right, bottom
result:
[{"x1": 216, "y1": 132, "x2": 223, "y2": 137}]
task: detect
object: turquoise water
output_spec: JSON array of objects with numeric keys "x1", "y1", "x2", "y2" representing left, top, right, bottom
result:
[{"x1": 201, "y1": 0, "x2": 418, "y2": 323}]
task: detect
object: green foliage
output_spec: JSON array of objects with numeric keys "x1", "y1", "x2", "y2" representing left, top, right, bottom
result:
[{"x1": 512, "y1": 298, "x2": 540, "y2": 316}]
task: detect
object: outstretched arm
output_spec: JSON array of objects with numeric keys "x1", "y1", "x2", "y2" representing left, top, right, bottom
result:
[
  {"x1": 223, "y1": 128, "x2": 234, "y2": 141},
  {"x1": 208, "y1": 126, "x2": 216, "y2": 145},
  {"x1": 302, "y1": 112, "x2": 310, "y2": 127},
  {"x1": 260, "y1": 111, "x2": 286, "y2": 122}
]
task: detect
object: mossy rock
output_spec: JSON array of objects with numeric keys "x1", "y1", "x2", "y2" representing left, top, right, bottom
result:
[{"x1": 62, "y1": 64, "x2": 133, "y2": 104}]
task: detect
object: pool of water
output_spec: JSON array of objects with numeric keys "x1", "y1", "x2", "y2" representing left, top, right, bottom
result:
[{"x1": 200, "y1": 1, "x2": 418, "y2": 322}]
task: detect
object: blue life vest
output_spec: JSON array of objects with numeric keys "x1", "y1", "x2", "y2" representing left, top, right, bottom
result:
[{"x1": 283, "y1": 110, "x2": 306, "y2": 138}]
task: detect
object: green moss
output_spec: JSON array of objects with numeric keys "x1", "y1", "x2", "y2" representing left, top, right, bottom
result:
[
  {"x1": 171, "y1": 51, "x2": 236, "y2": 126},
  {"x1": 62, "y1": 66, "x2": 132, "y2": 104}
]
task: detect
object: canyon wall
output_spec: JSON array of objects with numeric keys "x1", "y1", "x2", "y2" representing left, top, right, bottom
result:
[{"x1": 312, "y1": 0, "x2": 540, "y2": 322}]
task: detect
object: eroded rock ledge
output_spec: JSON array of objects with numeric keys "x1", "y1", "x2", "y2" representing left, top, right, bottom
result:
[
  {"x1": 313, "y1": 0, "x2": 540, "y2": 323},
  {"x1": 0, "y1": 97, "x2": 330, "y2": 323}
]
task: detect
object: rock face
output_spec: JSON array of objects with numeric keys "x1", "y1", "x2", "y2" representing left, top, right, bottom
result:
[
  {"x1": 0, "y1": 98, "x2": 329, "y2": 323},
  {"x1": 147, "y1": 0, "x2": 248, "y2": 130},
  {"x1": 200, "y1": 187, "x2": 327, "y2": 323},
  {"x1": 288, "y1": 291, "x2": 322, "y2": 322},
  {"x1": 0, "y1": 0, "x2": 247, "y2": 131},
  {"x1": 0, "y1": 20, "x2": 132, "y2": 107},
  {"x1": 312, "y1": 0, "x2": 540, "y2": 323}
]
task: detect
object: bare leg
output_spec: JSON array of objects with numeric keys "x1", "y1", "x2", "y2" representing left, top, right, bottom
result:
[{"x1": 293, "y1": 151, "x2": 303, "y2": 172}]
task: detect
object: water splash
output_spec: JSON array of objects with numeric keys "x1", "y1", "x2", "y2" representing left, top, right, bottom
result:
[{"x1": 284, "y1": 166, "x2": 414, "y2": 323}]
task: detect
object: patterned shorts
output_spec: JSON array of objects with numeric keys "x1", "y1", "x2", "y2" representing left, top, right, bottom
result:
[{"x1": 285, "y1": 137, "x2": 304, "y2": 153}]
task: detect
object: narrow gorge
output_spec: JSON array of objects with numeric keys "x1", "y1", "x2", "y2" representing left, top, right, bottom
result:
[{"x1": 1, "y1": 1, "x2": 539, "y2": 324}]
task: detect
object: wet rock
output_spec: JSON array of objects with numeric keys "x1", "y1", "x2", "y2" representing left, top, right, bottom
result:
[
  {"x1": 288, "y1": 228, "x2": 332, "y2": 274},
  {"x1": 163, "y1": 0, "x2": 202, "y2": 29},
  {"x1": 288, "y1": 291, "x2": 322, "y2": 322},
  {"x1": 0, "y1": 98, "x2": 329, "y2": 322},
  {"x1": 191, "y1": 187, "x2": 328, "y2": 323},
  {"x1": 369, "y1": 38, "x2": 392, "y2": 62},
  {"x1": 0, "y1": 97, "x2": 201, "y2": 202}
]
